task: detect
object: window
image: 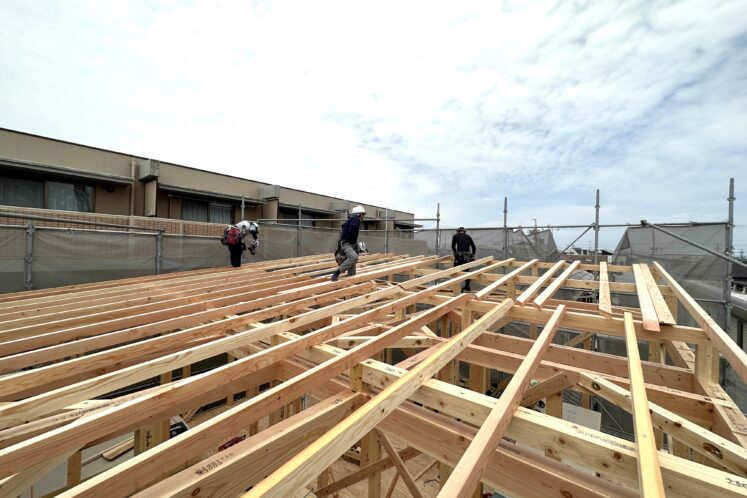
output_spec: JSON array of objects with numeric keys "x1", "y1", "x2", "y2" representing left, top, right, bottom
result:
[
  {"x1": 209, "y1": 203, "x2": 232, "y2": 224},
  {"x1": 182, "y1": 198, "x2": 234, "y2": 224},
  {"x1": 0, "y1": 176, "x2": 93, "y2": 212},
  {"x1": 278, "y1": 208, "x2": 316, "y2": 227},
  {"x1": 47, "y1": 181, "x2": 94, "y2": 212},
  {"x1": 0, "y1": 177, "x2": 44, "y2": 208},
  {"x1": 182, "y1": 199, "x2": 209, "y2": 222}
]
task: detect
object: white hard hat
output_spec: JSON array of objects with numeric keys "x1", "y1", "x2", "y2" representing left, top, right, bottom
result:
[{"x1": 351, "y1": 206, "x2": 366, "y2": 215}]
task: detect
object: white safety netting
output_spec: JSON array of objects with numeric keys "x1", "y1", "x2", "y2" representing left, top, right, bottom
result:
[
  {"x1": 0, "y1": 224, "x2": 428, "y2": 292},
  {"x1": 0, "y1": 226, "x2": 26, "y2": 293},
  {"x1": 415, "y1": 228, "x2": 559, "y2": 262},
  {"x1": 612, "y1": 224, "x2": 747, "y2": 410}
]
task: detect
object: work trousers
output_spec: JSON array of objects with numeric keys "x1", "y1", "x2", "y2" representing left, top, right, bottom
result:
[
  {"x1": 228, "y1": 244, "x2": 244, "y2": 267},
  {"x1": 454, "y1": 252, "x2": 474, "y2": 290},
  {"x1": 338, "y1": 243, "x2": 359, "y2": 276}
]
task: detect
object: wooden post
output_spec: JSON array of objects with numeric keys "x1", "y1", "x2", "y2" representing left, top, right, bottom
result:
[
  {"x1": 545, "y1": 392, "x2": 563, "y2": 461},
  {"x1": 226, "y1": 354, "x2": 235, "y2": 406},
  {"x1": 248, "y1": 385, "x2": 259, "y2": 436},
  {"x1": 67, "y1": 451, "x2": 82, "y2": 488},
  {"x1": 350, "y1": 363, "x2": 382, "y2": 497}
]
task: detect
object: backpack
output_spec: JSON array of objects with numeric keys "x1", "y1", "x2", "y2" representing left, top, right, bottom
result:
[{"x1": 225, "y1": 226, "x2": 241, "y2": 245}]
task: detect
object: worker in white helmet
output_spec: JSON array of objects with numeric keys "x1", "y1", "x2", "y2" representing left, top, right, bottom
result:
[
  {"x1": 331, "y1": 206, "x2": 366, "y2": 281},
  {"x1": 221, "y1": 220, "x2": 259, "y2": 267}
]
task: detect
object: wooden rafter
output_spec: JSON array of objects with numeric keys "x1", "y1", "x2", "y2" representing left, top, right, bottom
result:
[
  {"x1": 623, "y1": 312, "x2": 666, "y2": 496},
  {"x1": 0, "y1": 254, "x2": 743, "y2": 498}
]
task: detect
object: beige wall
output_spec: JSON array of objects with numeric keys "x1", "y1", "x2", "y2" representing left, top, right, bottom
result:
[
  {"x1": 93, "y1": 184, "x2": 130, "y2": 215},
  {"x1": 0, "y1": 129, "x2": 134, "y2": 179},
  {"x1": 168, "y1": 197, "x2": 182, "y2": 220},
  {"x1": 158, "y1": 162, "x2": 265, "y2": 200},
  {"x1": 156, "y1": 190, "x2": 170, "y2": 218}
]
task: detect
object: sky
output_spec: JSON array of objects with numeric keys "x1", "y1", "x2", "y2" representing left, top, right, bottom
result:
[{"x1": 0, "y1": 0, "x2": 745, "y2": 252}]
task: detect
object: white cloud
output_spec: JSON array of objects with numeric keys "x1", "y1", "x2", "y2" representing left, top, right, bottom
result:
[{"x1": 0, "y1": 0, "x2": 745, "y2": 251}]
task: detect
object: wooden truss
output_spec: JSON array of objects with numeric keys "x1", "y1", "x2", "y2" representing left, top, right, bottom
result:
[{"x1": 1, "y1": 253, "x2": 746, "y2": 497}]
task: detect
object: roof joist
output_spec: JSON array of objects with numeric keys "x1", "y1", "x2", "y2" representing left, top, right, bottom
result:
[{"x1": 0, "y1": 254, "x2": 743, "y2": 497}]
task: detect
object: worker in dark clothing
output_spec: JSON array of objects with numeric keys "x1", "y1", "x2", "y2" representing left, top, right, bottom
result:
[
  {"x1": 451, "y1": 226, "x2": 476, "y2": 292},
  {"x1": 331, "y1": 206, "x2": 366, "y2": 281}
]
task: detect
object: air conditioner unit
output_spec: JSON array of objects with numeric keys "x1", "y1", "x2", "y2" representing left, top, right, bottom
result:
[{"x1": 138, "y1": 159, "x2": 160, "y2": 182}]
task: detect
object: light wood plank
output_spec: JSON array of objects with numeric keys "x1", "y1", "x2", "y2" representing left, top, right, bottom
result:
[
  {"x1": 376, "y1": 430, "x2": 424, "y2": 498},
  {"x1": 624, "y1": 312, "x2": 666, "y2": 497},
  {"x1": 515, "y1": 260, "x2": 565, "y2": 306},
  {"x1": 638, "y1": 264, "x2": 676, "y2": 325},
  {"x1": 242, "y1": 299, "x2": 513, "y2": 496},
  {"x1": 599, "y1": 261, "x2": 613, "y2": 317},
  {"x1": 438, "y1": 304, "x2": 567, "y2": 497},
  {"x1": 579, "y1": 372, "x2": 747, "y2": 477},
  {"x1": 533, "y1": 261, "x2": 580, "y2": 308},
  {"x1": 632, "y1": 264, "x2": 661, "y2": 332},
  {"x1": 474, "y1": 259, "x2": 534, "y2": 298}
]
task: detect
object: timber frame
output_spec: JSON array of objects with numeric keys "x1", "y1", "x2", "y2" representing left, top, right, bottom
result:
[{"x1": 0, "y1": 253, "x2": 746, "y2": 497}]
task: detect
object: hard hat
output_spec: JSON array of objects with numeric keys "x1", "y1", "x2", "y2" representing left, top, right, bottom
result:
[
  {"x1": 236, "y1": 220, "x2": 256, "y2": 232},
  {"x1": 351, "y1": 206, "x2": 366, "y2": 215}
]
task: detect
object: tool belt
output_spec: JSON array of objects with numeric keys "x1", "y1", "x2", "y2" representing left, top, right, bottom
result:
[{"x1": 455, "y1": 251, "x2": 475, "y2": 264}]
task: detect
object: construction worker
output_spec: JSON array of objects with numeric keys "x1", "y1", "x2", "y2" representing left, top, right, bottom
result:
[
  {"x1": 451, "y1": 226, "x2": 476, "y2": 292},
  {"x1": 221, "y1": 220, "x2": 259, "y2": 268},
  {"x1": 331, "y1": 206, "x2": 366, "y2": 281}
]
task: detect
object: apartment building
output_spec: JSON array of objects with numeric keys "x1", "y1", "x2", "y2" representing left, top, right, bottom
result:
[{"x1": 0, "y1": 128, "x2": 418, "y2": 233}]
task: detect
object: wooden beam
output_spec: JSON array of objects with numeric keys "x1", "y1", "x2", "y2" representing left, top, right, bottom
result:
[
  {"x1": 281, "y1": 349, "x2": 747, "y2": 498},
  {"x1": 599, "y1": 261, "x2": 613, "y2": 317},
  {"x1": 242, "y1": 299, "x2": 513, "y2": 496},
  {"x1": 515, "y1": 260, "x2": 565, "y2": 305},
  {"x1": 47, "y1": 295, "x2": 473, "y2": 496},
  {"x1": 654, "y1": 261, "x2": 747, "y2": 385},
  {"x1": 316, "y1": 447, "x2": 421, "y2": 496},
  {"x1": 565, "y1": 331, "x2": 594, "y2": 348},
  {"x1": 520, "y1": 372, "x2": 576, "y2": 408},
  {"x1": 0, "y1": 283, "x2": 380, "y2": 425},
  {"x1": 375, "y1": 430, "x2": 424, "y2": 498},
  {"x1": 533, "y1": 261, "x2": 581, "y2": 309},
  {"x1": 624, "y1": 312, "x2": 666, "y2": 497},
  {"x1": 129, "y1": 391, "x2": 363, "y2": 497},
  {"x1": 579, "y1": 372, "x2": 747, "y2": 477},
  {"x1": 632, "y1": 264, "x2": 661, "y2": 332},
  {"x1": 638, "y1": 264, "x2": 676, "y2": 325},
  {"x1": 438, "y1": 304, "x2": 567, "y2": 497},
  {"x1": 381, "y1": 402, "x2": 638, "y2": 498},
  {"x1": 475, "y1": 259, "x2": 536, "y2": 299}
]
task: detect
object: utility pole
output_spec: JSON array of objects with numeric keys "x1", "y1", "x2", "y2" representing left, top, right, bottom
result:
[
  {"x1": 594, "y1": 189, "x2": 600, "y2": 265},
  {"x1": 384, "y1": 208, "x2": 389, "y2": 254},
  {"x1": 725, "y1": 178, "x2": 735, "y2": 333},
  {"x1": 435, "y1": 203, "x2": 441, "y2": 256},
  {"x1": 503, "y1": 197, "x2": 508, "y2": 260}
]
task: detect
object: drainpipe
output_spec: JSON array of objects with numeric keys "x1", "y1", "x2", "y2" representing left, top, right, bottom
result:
[{"x1": 130, "y1": 159, "x2": 137, "y2": 217}]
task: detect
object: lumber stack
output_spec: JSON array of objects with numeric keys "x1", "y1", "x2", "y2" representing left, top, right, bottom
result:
[{"x1": 0, "y1": 253, "x2": 745, "y2": 498}]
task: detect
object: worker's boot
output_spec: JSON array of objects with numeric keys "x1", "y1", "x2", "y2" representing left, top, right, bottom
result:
[{"x1": 330, "y1": 270, "x2": 340, "y2": 282}]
